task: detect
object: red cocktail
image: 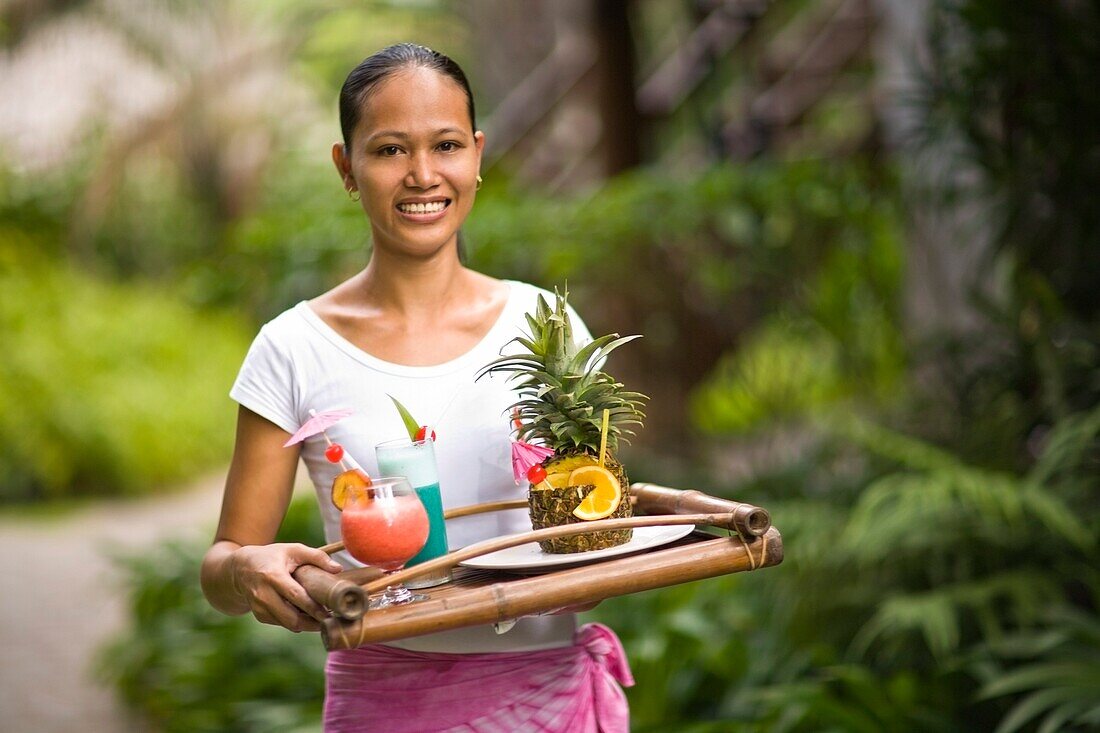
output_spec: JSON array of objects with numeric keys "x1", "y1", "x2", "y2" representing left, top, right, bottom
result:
[{"x1": 339, "y1": 476, "x2": 429, "y2": 607}]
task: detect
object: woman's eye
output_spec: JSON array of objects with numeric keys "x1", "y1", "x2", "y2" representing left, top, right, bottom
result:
[
  {"x1": 438, "y1": 141, "x2": 459, "y2": 152},
  {"x1": 379, "y1": 145, "x2": 401, "y2": 156}
]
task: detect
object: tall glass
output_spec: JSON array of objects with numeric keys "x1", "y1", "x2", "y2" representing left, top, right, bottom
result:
[
  {"x1": 375, "y1": 438, "x2": 451, "y2": 588},
  {"x1": 339, "y1": 476, "x2": 429, "y2": 608}
]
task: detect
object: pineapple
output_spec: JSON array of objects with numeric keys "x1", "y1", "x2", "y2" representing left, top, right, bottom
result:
[{"x1": 478, "y1": 287, "x2": 647, "y2": 553}]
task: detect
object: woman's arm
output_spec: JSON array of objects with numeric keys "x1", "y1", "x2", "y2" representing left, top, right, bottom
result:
[{"x1": 200, "y1": 405, "x2": 343, "y2": 632}]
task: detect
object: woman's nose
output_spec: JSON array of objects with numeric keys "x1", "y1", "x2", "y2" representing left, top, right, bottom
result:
[{"x1": 405, "y1": 151, "x2": 439, "y2": 189}]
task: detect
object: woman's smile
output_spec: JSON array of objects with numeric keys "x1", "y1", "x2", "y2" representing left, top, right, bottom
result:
[{"x1": 395, "y1": 197, "x2": 452, "y2": 222}]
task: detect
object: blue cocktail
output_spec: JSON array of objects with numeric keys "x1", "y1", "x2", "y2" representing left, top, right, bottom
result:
[{"x1": 375, "y1": 438, "x2": 451, "y2": 588}]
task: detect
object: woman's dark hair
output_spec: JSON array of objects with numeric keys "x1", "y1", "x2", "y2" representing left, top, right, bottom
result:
[{"x1": 338, "y1": 43, "x2": 476, "y2": 151}]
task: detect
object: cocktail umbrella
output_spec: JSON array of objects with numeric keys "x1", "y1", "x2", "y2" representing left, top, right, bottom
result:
[
  {"x1": 510, "y1": 409, "x2": 554, "y2": 484},
  {"x1": 284, "y1": 408, "x2": 365, "y2": 473},
  {"x1": 284, "y1": 408, "x2": 353, "y2": 447},
  {"x1": 512, "y1": 442, "x2": 554, "y2": 484}
]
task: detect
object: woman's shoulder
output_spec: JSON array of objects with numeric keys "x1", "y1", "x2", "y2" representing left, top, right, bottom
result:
[
  {"x1": 258, "y1": 301, "x2": 311, "y2": 334},
  {"x1": 500, "y1": 279, "x2": 563, "y2": 317},
  {"x1": 248, "y1": 302, "x2": 319, "y2": 354},
  {"x1": 501, "y1": 278, "x2": 550, "y2": 300}
]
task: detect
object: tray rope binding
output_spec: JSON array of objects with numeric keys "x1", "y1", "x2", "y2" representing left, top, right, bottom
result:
[{"x1": 733, "y1": 527, "x2": 768, "y2": 571}]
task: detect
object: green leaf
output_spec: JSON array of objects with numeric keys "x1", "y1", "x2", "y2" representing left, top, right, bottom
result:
[
  {"x1": 387, "y1": 394, "x2": 420, "y2": 440},
  {"x1": 1037, "y1": 700, "x2": 1100, "y2": 733},
  {"x1": 981, "y1": 662, "x2": 1100, "y2": 699},
  {"x1": 994, "y1": 688, "x2": 1100, "y2": 733}
]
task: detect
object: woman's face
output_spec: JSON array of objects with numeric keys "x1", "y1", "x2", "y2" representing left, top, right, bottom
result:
[{"x1": 335, "y1": 66, "x2": 484, "y2": 260}]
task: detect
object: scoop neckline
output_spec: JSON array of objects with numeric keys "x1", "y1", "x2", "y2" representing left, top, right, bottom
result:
[{"x1": 294, "y1": 280, "x2": 518, "y2": 378}]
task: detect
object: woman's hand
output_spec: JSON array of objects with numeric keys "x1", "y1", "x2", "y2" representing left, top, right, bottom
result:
[
  {"x1": 202, "y1": 406, "x2": 336, "y2": 631},
  {"x1": 230, "y1": 543, "x2": 344, "y2": 632}
]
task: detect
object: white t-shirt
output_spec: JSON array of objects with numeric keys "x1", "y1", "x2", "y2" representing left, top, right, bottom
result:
[{"x1": 230, "y1": 280, "x2": 589, "y2": 652}]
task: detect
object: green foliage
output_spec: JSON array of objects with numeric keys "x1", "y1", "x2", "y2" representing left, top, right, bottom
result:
[
  {"x1": 180, "y1": 149, "x2": 368, "y2": 320},
  {"x1": 923, "y1": 0, "x2": 1100, "y2": 322},
  {"x1": 99, "y1": 496, "x2": 327, "y2": 733},
  {"x1": 0, "y1": 245, "x2": 250, "y2": 502},
  {"x1": 911, "y1": 0, "x2": 1100, "y2": 471},
  {"x1": 286, "y1": 1, "x2": 468, "y2": 101},
  {"x1": 469, "y1": 159, "x2": 900, "y2": 315},
  {"x1": 685, "y1": 165, "x2": 906, "y2": 435},
  {"x1": 690, "y1": 320, "x2": 845, "y2": 433},
  {"x1": 595, "y1": 404, "x2": 1099, "y2": 731},
  {"x1": 977, "y1": 608, "x2": 1100, "y2": 733}
]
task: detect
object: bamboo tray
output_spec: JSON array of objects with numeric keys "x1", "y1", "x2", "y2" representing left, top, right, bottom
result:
[{"x1": 299, "y1": 483, "x2": 783, "y2": 650}]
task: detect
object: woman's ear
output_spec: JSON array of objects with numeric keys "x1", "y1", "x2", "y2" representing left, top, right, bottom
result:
[{"x1": 332, "y1": 142, "x2": 353, "y2": 189}]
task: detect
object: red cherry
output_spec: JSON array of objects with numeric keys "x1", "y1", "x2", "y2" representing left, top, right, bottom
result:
[
  {"x1": 415, "y1": 426, "x2": 437, "y2": 442},
  {"x1": 527, "y1": 465, "x2": 547, "y2": 484},
  {"x1": 324, "y1": 443, "x2": 345, "y2": 463}
]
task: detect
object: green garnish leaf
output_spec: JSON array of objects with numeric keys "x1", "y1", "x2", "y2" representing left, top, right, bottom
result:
[{"x1": 388, "y1": 395, "x2": 420, "y2": 440}]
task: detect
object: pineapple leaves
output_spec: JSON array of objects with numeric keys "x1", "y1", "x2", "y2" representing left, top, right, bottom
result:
[
  {"x1": 573, "y1": 334, "x2": 643, "y2": 372},
  {"x1": 476, "y1": 285, "x2": 647, "y2": 455}
]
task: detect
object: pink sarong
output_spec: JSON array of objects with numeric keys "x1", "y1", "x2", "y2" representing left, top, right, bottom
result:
[{"x1": 323, "y1": 623, "x2": 634, "y2": 732}]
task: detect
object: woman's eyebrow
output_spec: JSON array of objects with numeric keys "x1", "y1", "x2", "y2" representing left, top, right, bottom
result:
[{"x1": 366, "y1": 128, "x2": 466, "y2": 143}]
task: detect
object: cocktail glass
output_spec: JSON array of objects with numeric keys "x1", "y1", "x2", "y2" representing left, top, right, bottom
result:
[
  {"x1": 375, "y1": 438, "x2": 451, "y2": 588},
  {"x1": 339, "y1": 476, "x2": 430, "y2": 608}
]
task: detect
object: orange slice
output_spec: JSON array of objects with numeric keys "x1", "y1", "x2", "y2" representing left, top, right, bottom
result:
[
  {"x1": 568, "y1": 465, "x2": 622, "y2": 520},
  {"x1": 331, "y1": 469, "x2": 372, "y2": 510},
  {"x1": 545, "y1": 471, "x2": 573, "y2": 489}
]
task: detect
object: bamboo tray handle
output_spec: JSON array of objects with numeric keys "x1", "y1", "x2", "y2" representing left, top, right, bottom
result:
[
  {"x1": 445, "y1": 499, "x2": 528, "y2": 519},
  {"x1": 631, "y1": 483, "x2": 771, "y2": 537},
  {"x1": 292, "y1": 565, "x2": 367, "y2": 621},
  {"x1": 363, "y1": 511, "x2": 749, "y2": 594},
  {"x1": 322, "y1": 527, "x2": 782, "y2": 650}
]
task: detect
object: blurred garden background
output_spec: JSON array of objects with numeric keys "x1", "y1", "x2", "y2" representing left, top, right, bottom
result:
[{"x1": 1, "y1": 0, "x2": 1098, "y2": 731}]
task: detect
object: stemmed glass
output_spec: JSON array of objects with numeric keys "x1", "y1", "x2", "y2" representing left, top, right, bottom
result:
[
  {"x1": 339, "y1": 476, "x2": 430, "y2": 608},
  {"x1": 375, "y1": 437, "x2": 451, "y2": 588}
]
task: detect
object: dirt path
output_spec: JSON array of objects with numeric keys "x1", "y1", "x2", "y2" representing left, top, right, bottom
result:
[{"x1": 0, "y1": 474, "x2": 228, "y2": 733}]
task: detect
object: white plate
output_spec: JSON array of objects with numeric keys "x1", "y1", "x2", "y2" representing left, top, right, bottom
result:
[{"x1": 458, "y1": 524, "x2": 696, "y2": 574}]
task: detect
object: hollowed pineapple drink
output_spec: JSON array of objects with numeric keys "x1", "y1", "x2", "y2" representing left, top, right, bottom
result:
[{"x1": 479, "y1": 289, "x2": 647, "y2": 553}]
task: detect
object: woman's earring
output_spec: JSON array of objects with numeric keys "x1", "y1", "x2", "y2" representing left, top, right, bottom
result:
[
  {"x1": 347, "y1": 188, "x2": 360, "y2": 202},
  {"x1": 475, "y1": 175, "x2": 483, "y2": 191}
]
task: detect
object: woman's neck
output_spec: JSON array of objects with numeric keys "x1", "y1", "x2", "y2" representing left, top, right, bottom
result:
[
  {"x1": 356, "y1": 246, "x2": 476, "y2": 322},
  {"x1": 308, "y1": 243, "x2": 508, "y2": 366}
]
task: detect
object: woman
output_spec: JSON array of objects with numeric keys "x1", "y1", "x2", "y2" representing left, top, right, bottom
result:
[{"x1": 200, "y1": 43, "x2": 633, "y2": 732}]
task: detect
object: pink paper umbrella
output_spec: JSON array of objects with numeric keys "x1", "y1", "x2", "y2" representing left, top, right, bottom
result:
[
  {"x1": 284, "y1": 408, "x2": 354, "y2": 447},
  {"x1": 509, "y1": 409, "x2": 554, "y2": 484},
  {"x1": 284, "y1": 408, "x2": 366, "y2": 474},
  {"x1": 512, "y1": 441, "x2": 554, "y2": 484}
]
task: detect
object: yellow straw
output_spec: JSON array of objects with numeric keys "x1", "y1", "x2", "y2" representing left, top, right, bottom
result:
[{"x1": 598, "y1": 408, "x2": 609, "y2": 468}]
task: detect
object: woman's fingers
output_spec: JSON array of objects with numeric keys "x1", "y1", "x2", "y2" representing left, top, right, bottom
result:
[
  {"x1": 251, "y1": 586, "x2": 323, "y2": 632},
  {"x1": 284, "y1": 580, "x2": 330, "y2": 623},
  {"x1": 285, "y1": 544, "x2": 342, "y2": 622}
]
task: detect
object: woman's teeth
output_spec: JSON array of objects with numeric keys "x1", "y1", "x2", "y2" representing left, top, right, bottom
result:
[{"x1": 398, "y1": 201, "x2": 447, "y2": 214}]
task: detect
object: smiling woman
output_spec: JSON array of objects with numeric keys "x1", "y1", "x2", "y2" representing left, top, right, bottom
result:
[
  {"x1": 333, "y1": 59, "x2": 484, "y2": 261},
  {"x1": 199, "y1": 43, "x2": 633, "y2": 732}
]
